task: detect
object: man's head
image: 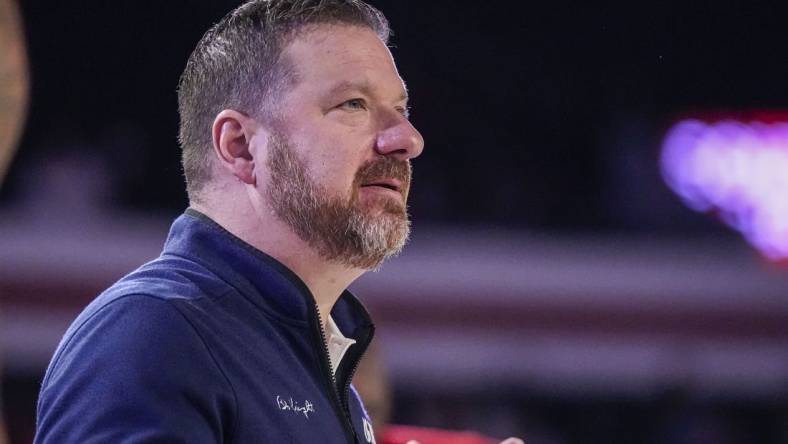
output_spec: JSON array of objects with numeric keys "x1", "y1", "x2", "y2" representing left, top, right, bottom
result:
[
  {"x1": 178, "y1": 0, "x2": 424, "y2": 269},
  {"x1": 178, "y1": 0, "x2": 390, "y2": 202}
]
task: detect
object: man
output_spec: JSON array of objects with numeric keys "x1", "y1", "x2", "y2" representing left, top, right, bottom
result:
[{"x1": 35, "y1": 1, "x2": 522, "y2": 443}]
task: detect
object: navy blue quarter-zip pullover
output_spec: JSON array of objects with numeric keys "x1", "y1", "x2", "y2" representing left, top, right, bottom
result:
[{"x1": 36, "y1": 209, "x2": 377, "y2": 443}]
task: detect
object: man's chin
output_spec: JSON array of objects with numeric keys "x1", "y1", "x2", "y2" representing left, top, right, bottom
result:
[{"x1": 357, "y1": 196, "x2": 407, "y2": 218}]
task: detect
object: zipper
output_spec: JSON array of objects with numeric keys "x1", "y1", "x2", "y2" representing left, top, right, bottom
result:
[
  {"x1": 340, "y1": 324, "x2": 373, "y2": 415},
  {"x1": 313, "y1": 304, "x2": 358, "y2": 444}
]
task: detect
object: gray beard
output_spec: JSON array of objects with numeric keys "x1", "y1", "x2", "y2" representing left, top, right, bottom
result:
[{"x1": 265, "y1": 132, "x2": 411, "y2": 270}]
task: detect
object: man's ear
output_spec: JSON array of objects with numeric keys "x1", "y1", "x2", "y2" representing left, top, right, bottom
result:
[{"x1": 211, "y1": 109, "x2": 260, "y2": 185}]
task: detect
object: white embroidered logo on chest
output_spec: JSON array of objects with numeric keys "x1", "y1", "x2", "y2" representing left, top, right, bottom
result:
[{"x1": 275, "y1": 395, "x2": 315, "y2": 419}]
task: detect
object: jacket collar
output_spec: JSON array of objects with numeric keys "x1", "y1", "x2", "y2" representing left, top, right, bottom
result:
[{"x1": 162, "y1": 209, "x2": 373, "y2": 336}]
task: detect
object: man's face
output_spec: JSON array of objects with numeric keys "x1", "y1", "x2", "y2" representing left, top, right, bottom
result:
[{"x1": 259, "y1": 25, "x2": 424, "y2": 269}]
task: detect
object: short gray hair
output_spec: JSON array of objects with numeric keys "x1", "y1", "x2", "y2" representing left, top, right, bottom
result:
[{"x1": 177, "y1": 0, "x2": 390, "y2": 203}]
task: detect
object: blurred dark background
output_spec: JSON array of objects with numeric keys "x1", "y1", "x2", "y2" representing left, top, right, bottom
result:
[
  {"x1": 7, "y1": 0, "x2": 788, "y2": 232},
  {"x1": 1, "y1": 1, "x2": 787, "y2": 443}
]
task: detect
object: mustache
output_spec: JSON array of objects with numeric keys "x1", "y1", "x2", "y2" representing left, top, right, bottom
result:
[{"x1": 354, "y1": 157, "x2": 412, "y2": 192}]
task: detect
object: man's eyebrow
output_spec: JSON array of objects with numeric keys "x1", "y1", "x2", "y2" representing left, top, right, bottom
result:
[
  {"x1": 325, "y1": 80, "x2": 370, "y2": 98},
  {"x1": 326, "y1": 80, "x2": 409, "y2": 102}
]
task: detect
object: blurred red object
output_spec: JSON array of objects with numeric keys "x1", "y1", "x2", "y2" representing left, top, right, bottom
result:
[{"x1": 381, "y1": 424, "x2": 497, "y2": 444}]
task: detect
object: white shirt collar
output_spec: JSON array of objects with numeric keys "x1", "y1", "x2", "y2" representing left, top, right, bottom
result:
[{"x1": 326, "y1": 315, "x2": 357, "y2": 375}]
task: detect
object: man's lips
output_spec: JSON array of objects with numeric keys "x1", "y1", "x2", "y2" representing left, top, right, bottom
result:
[{"x1": 360, "y1": 178, "x2": 404, "y2": 193}]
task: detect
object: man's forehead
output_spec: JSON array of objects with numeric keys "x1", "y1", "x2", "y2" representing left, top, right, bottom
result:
[
  {"x1": 283, "y1": 24, "x2": 386, "y2": 61},
  {"x1": 281, "y1": 25, "x2": 408, "y2": 101}
]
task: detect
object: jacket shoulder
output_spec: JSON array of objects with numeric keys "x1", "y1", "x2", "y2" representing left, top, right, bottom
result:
[
  {"x1": 107, "y1": 254, "x2": 235, "y2": 303},
  {"x1": 36, "y1": 293, "x2": 237, "y2": 443}
]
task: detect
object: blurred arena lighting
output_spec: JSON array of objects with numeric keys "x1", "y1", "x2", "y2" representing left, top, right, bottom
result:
[{"x1": 661, "y1": 113, "x2": 788, "y2": 260}]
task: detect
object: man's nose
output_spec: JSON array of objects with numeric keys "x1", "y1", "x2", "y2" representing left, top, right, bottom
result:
[{"x1": 374, "y1": 114, "x2": 424, "y2": 160}]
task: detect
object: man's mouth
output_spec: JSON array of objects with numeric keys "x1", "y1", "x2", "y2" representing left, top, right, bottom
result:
[{"x1": 361, "y1": 178, "x2": 403, "y2": 193}]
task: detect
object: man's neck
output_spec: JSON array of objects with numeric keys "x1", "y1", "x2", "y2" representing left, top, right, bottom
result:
[{"x1": 191, "y1": 199, "x2": 365, "y2": 331}]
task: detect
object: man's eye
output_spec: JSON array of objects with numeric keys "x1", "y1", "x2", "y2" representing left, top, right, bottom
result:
[
  {"x1": 396, "y1": 106, "x2": 411, "y2": 119},
  {"x1": 340, "y1": 99, "x2": 366, "y2": 110}
]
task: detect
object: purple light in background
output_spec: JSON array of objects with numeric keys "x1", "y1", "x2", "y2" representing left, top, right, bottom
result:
[{"x1": 661, "y1": 119, "x2": 788, "y2": 260}]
